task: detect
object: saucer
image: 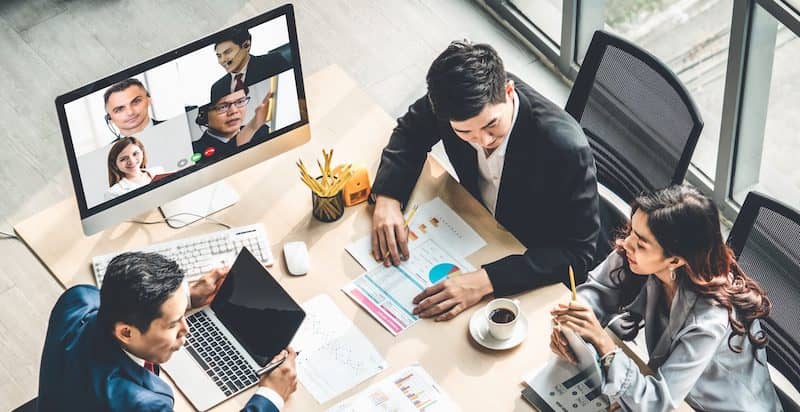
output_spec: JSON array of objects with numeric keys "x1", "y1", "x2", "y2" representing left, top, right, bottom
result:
[{"x1": 469, "y1": 306, "x2": 528, "y2": 350}]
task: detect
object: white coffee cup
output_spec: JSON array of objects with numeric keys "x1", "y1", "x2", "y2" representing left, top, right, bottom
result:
[{"x1": 486, "y1": 298, "x2": 520, "y2": 340}]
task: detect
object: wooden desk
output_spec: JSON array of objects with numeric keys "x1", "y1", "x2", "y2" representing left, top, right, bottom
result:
[{"x1": 15, "y1": 65, "x2": 673, "y2": 411}]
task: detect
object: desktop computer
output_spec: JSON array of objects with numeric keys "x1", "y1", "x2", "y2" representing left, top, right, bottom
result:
[
  {"x1": 54, "y1": 4, "x2": 309, "y2": 285},
  {"x1": 55, "y1": 3, "x2": 309, "y2": 236}
]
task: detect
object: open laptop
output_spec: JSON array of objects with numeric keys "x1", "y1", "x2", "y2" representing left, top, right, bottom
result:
[{"x1": 164, "y1": 247, "x2": 305, "y2": 411}]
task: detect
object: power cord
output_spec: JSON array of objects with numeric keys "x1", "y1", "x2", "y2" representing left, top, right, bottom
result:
[
  {"x1": 0, "y1": 230, "x2": 19, "y2": 240},
  {"x1": 128, "y1": 213, "x2": 232, "y2": 230}
]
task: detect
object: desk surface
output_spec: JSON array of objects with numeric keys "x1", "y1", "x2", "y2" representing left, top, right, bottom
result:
[{"x1": 15, "y1": 65, "x2": 682, "y2": 411}]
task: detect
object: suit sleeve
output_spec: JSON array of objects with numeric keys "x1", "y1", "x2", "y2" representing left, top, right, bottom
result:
[
  {"x1": 482, "y1": 129, "x2": 600, "y2": 296},
  {"x1": 242, "y1": 394, "x2": 279, "y2": 412},
  {"x1": 371, "y1": 95, "x2": 442, "y2": 205}
]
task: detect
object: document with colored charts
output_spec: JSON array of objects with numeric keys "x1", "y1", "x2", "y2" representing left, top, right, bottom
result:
[
  {"x1": 345, "y1": 197, "x2": 486, "y2": 271},
  {"x1": 342, "y1": 238, "x2": 474, "y2": 335},
  {"x1": 326, "y1": 364, "x2": 459, "y2": 412}
]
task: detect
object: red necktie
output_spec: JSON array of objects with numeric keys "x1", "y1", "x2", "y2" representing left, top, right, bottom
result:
[
  {"x1": 143, "y1": 361, "x2": 157, "y2": 375},
  {"x1": 234, "y1": 73, "x2": 244, "y2": 92}
]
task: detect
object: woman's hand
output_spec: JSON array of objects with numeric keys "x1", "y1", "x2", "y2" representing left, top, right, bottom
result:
[
  {"x1": 549, "y1": 325, "x2": 577, "y2": 364},
  {"x1": 550, "y1": 300, "x2": 616, "y2": 357}
]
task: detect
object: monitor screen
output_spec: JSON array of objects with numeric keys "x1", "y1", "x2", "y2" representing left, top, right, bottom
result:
[{"x1": 55, "y1": 4, "x2": 308, "y2": 232}]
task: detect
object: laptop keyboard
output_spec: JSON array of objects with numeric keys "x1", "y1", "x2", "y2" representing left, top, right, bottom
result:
[{"x1": 185, "y1": 311, "x2": 259, "y2": 396}]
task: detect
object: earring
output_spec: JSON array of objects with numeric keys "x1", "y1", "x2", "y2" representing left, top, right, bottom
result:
[{"x1": 670, "y1": 269, "x2": 676, "y2": 281}]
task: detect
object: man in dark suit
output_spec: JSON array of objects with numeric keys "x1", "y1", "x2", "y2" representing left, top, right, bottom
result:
[
  {"x1": 210, "y1": 26, "x2": 291, "y2": 99},
  {"x1": 38, "y1": 252, "x2": 297, "y2": 411},
  {"x1": 371, "y1": 41, "x2": 600, "y2": 321},
  {"x1": 104, "y1": 78, "x2": 164, "y2": 140},
  {"x1": 193, "y1": 86, "x2": 272, "y2": 166}
]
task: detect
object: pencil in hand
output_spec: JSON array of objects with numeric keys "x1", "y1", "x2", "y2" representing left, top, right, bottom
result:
[{"x1": 569, "y1": 265, "x2": 577, "y2": 301}]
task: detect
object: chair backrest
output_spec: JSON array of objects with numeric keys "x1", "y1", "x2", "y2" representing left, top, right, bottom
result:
[
  {"x1": 566, "y1": 30, "x2": 703, "y2": 203},
  {"x1": 727, "y1": 191, "x2": 800, "y2": 396}
]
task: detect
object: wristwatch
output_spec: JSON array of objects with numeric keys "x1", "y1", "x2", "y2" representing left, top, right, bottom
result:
[{"x1": 601, "y1": 349, "x2": 617, "y2": 372}]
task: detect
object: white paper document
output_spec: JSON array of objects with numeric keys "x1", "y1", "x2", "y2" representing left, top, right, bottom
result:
[
  {"x1": 342, "y1": 238, "x2": 474, "y2": 335},
  {"x1": 290, "y1": 294, "x2": 388, "y2": 404},
  {"x1": 522, "y1": 333, "x2": 608, "y2": 412},
  {"x1": 326, "y1": 364, "x2": 459, "y2": 412},
  {"x1": 345, "y1": 197, "x2": 486, "y2": 270}
]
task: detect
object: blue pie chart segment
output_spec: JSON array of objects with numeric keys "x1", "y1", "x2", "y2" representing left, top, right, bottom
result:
[{"x1": 429, "y1": 263, "x2": 463, "y2": 283}]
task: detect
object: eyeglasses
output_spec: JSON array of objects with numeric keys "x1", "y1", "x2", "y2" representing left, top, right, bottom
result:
[{"x1": 210, "y1": 96, "x2": 250, "y2": 113}]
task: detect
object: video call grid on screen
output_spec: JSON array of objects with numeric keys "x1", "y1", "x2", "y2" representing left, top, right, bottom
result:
[{"x1": 55, "y1": 5, "x2": 307, "y2": 213}]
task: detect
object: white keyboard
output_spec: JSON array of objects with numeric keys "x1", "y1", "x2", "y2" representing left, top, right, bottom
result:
[{"x1": 92, "y1": 224, "x2": 274, "y2": 286}]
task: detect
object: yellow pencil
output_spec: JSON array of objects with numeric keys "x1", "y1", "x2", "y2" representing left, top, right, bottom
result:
[
  {"x1": 403, "y1": 204, "x2": 418, "y2": 227},
  {"x1": 569, "y1": 265, "x2": 577, "y2": 301}
]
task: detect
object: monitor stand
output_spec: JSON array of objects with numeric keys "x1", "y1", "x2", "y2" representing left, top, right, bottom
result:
[{"x1": 159, "y1": 181, "x2": 239, "y2": 228}]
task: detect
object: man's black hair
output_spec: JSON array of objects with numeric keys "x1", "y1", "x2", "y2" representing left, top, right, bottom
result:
[
  {"x1": 97, "y1": 252, "x2": 184, "y2": 335},
  {"x1": 426, "y1": 40, "x2": 507, "y2": 121},
  {"x1": 103, "y1": 78, "x2": 149, "y2": 106},
  {"x1": 214, "y1": 26, "x2": 252, "y2": 48}
]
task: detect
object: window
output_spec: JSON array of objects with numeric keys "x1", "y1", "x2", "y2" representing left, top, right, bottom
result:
[
  {"x1": 509, "y1": 0, "x2": 563, "y2": 46},
  {"x1": 732, "y1": 17, "x2": 800, "y2": 210},
  {"x1": 604, "y1": 0, "x2": 734, "y2": 181}
]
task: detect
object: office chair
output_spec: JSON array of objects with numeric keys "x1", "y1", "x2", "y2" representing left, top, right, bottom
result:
[
  {"x1": 565, "y1": 30, "x2": 704, "y2": 340},
  {"x1": 727, "y1": 191, "x2": 800, "y2": 411},
  {"x1": 566, "y1": 29, "x2": 704, "y2": 263}
]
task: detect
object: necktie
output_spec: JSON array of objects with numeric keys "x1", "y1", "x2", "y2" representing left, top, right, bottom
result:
[
  {"x1": 143, "y1": 360, "x2": 158, "y2": 375},
  {"x1": 234, "y1": 73, "x2": 245, "y2": 92}
]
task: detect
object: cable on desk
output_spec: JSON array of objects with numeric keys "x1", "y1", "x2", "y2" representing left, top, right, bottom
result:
[
  {"x1": 128, "y1": 213, "x2": 232, "y2": 230},
  {"x1": 0, "y1": 230, "x2": 20, "y2": 240}
]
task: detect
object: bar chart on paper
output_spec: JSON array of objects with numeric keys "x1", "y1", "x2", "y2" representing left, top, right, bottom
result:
[{"x1": 327, "y1": 364, "x2": 459, "y2": 412}]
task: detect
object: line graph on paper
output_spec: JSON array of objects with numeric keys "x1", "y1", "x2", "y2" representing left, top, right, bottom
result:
[{"x1": 291, "y1": 294, "x2": 387, "y2": 404}]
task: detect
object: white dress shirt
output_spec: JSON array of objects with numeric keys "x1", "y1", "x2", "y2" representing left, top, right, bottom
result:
[
  {"x1": 468, "y1": 90, "x2": 519, "y2": 216},
  {"x1": 229, "y1": 61, "x2": 250, "y2": 93}
]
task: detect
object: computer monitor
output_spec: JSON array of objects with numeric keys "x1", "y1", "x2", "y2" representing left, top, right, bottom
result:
[{"x1": 56, "y1": 4, "x2": 309, "y2": 235}]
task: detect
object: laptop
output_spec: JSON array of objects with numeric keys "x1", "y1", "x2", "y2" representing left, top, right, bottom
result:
[{"x1": 164, "y1": 247, "x2": 305, "y2": 411}]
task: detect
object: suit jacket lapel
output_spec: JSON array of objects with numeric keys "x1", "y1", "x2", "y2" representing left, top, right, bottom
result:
[
  {"x1": 648, "y1": 278, "x2": 698, "y2": 369},
  {"x1": 117, "y1": 348, "x2": 174, "y2": 400},
  {"x1": 495, "y1": 89, "x2": 532, "y2": 221}
]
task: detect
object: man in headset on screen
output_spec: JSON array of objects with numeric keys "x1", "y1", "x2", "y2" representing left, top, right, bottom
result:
[
  {"x1": 192, "y1": 86, "x2": 273, "y2": 166},
  {"x1": 210, "y1": 26, "x2": 291, "y2": 98},
  {"x1": 103, "y1": 78, "x2": 163, "y2": 140}
]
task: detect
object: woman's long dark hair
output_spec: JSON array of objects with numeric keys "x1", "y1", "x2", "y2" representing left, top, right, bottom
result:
[{"x1": 616, "y1": 185, "x2": 771, "y2": 353}]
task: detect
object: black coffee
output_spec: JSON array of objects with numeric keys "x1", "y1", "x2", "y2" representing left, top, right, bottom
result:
[{"x1": 490, "y1": 308, "x2": 516, "y2": 324}]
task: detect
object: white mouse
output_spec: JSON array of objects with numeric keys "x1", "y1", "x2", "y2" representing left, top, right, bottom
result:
[{"x1": 283, "y1": 241, "x2": 309, "y2": 276}]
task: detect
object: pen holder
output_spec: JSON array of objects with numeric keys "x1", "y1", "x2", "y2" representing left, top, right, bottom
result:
[{"x1": 311, "y1": 181, "x2": 345, "y2": 222}]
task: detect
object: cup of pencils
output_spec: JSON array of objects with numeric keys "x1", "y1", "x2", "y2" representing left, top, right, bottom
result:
[{"x1": 297, "y1": 149, "x2": 353, "y2": 222}]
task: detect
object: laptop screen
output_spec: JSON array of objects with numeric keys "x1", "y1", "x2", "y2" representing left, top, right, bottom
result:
[{"x1": 211, "y1": 247, "x2": 305, "y2": 366}]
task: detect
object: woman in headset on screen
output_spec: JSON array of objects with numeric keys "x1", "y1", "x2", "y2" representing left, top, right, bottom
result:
[
  {"x1": 104, "y1": 136, "x2": 165, "y2": 201},
  {"x1": 549, "y1": 185, "x2": 782, "y2": 411}
]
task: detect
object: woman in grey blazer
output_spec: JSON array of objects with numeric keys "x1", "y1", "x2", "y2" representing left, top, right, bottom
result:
[{"x1": 550, "y1": 185, "x2": 782, "y2": 411}]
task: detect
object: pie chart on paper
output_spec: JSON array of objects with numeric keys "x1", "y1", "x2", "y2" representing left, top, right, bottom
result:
[{"x1": 429, "y1": 263, "x2": 463, "y2": 283}]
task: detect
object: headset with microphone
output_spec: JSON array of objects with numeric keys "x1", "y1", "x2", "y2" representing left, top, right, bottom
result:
[{"x1": 223, "y1": 40, "x2": 251, "y2": 73}]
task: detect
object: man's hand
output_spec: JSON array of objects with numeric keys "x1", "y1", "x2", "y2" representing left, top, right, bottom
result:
[
  {"x1": 258, "y1": 347, "x2": 298, "y2": 401},
  {"x1": 237, "y1": 91, "x2": 275, "y2": 146},
  {"x1": 189, "y1": 267, "x2": 229, "y2": 309},
  {"x1": 412, "y1": 269, "x2": 493, "y2": 321},
  {"x1": 550, "y1": 300, "x2": 616, "y2": 356},
  {"x1": 371, "y1": 195, "x2": 409, "y2": 266}
]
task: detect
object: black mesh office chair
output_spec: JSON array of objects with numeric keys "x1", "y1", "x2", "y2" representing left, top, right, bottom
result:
[
  {"x1": 566, "y1": 30, "x2": 703, "y2": 265},
  {"x1": 727, "y1": 192, "x2": 800, "y2": 410}
]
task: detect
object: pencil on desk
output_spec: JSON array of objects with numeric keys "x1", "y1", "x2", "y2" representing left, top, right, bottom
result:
[
  {"x1": 403, "y1": 204, "x2": 418, "y2": 227},
  {"x1": 569, "y1": 265, "x2": 577, "y2": 301}
]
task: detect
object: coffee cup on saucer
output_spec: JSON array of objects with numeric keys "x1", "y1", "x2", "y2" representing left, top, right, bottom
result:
[{"x1": 485, "y1": 298, "x2": 520, "y2": 340}]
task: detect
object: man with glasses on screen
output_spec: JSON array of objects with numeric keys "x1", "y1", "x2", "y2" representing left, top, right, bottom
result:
[
  {"x1": 104, "y1": 78, "x2": 163, "y2": 140},
  {"x1": 193, "y1": 87, "x2": 273, "y2": 165}
]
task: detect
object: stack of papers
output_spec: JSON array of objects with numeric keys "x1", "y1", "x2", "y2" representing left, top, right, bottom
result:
[
  {"x1": 290, "y1": 294, "x2": 388, "y2": 404},
  {"x1": 327, "y1": 364, "x2": 459, "y2": 412}
]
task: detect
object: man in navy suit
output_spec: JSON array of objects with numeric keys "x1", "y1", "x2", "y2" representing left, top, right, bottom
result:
[
  {"x1": 38, "y1": 252, "x2": 297, "y2": 411},
  {"x1": 210, "y1": 26, "x2": 291, "y2": 99}
]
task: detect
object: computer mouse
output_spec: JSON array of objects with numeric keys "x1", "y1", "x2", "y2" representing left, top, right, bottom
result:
[{"x1": 283, "y1": 241, "x2": 309, "y2": 276}]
